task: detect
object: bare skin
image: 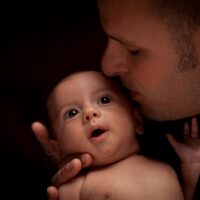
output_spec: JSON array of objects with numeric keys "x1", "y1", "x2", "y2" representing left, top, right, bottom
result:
[
  {"x1": 58, "y1": 155, "x2": 183, "y2": 200},
  {"x1": 98, "y1": 0, "x2": 200, "y2": 121},
  {"x1": 32, "y1": 0, "x2": 200, "y2": 199},
  {"x1": 44, "y1": 71, "x2": 183, "y2": 199},
  {"x1": 32, "y1": 71, "x2": 183, "y2": 199},
  {"x1": 32, "y1": 117, "x2": 200, "y2": 200},
  {"x1": 167, "y1": 118, "x2": 200, "y2": 200}
]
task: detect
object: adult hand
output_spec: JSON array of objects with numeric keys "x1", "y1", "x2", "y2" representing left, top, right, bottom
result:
[
  {"x1": 46, "y1": 155, "x2": 93, "y2": 200},
  {"x1": 52, "y1": 154, "x2": 93, "y2": 187},
  {"x1": 31, "y1": 122, "x2": 62, "y2": 164},
  {"x1": 167, "y1": 117, "x2": 200, "y2": 200},
  {"x1": 32, "y1": 121, "x2": 93, "y2": 185},
  {"x1": 32, "y1": 122, "x2": 93, "y2": 199},
  {"x1": 166, "y1": 117, "x2": 200, "y2": 165},
  {"x1": 167, "y1": 118, "x2": 200, "y2": 200}
]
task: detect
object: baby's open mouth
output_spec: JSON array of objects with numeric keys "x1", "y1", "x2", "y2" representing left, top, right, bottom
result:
[{"x1": 91, "y1": 129, "x2": 106, "y2": 138}]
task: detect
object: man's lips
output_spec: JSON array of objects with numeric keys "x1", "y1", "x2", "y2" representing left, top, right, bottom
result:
[
  {"x1": 124, "y1": 87, "x2": 140, "y2": 99},
  {"x1": 130, "y1": 91, "x2": 140, "y2": 99},
  {"x1": 122, "y1": 83, "x2": 140, "y2": 99}
]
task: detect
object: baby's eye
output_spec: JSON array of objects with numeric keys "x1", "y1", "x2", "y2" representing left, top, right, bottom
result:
[
  {"x1": 64, "y1": 109, "x2": 79, "y2": 120},
  {"x1": 98, "y1": 96, "x2": 111, "y2": 105}
]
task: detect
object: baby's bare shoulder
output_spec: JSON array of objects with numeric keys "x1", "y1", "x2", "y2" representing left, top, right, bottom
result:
[
  {"x1": 123, "y1": 155, "x2": 178, "y2": 182},
  {"x1": 83, "y1": 155, "x2": 183, "y2": 199},
  {"x1": 121, "y1": 155, "x2": 184, "y2": 199}
]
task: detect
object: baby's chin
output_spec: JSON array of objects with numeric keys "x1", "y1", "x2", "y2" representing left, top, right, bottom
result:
[
  {"x1": 91, "y1": 151, "x2": 137, "y2": 167},
  {"x1": 91, "y1": 154, "x2": 117, "y2": 166},
  {"x1": 92, "y1": 158, "x2": 115, "y2": 167}
]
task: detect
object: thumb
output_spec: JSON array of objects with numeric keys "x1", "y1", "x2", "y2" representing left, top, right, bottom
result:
[{"x1": 31, "y1": 121, "x2": 49, "y2": 145}]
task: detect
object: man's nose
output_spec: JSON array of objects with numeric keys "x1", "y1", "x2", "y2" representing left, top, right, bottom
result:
[
  {"x1": 83, "y1": 107, "x2": 100, "y2": 123},
  {"x1": 101, "y1": 38, "x2": 130, "y2": 77}
]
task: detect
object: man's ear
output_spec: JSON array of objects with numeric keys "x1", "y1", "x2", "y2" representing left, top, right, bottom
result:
[{"x1": 134, "y1": 108, "x2": 144, "y2": 135}]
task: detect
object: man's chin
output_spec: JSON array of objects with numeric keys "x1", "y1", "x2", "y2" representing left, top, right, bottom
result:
[
  {"x1": 143, "y1": 109, "x2": 194, "y2": 122},
  {"x1": 142, "y1": 108, "x2": 175, "y2": 121}
]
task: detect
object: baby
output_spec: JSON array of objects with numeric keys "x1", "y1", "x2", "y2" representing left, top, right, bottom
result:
[{"x1": 46, "y1": 70, "x2": 183, "y2": 199}]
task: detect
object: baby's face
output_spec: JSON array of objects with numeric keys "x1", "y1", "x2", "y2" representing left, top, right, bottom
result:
[{"x1": 48, "y1": 71, "x2": 139, "y2": 165}]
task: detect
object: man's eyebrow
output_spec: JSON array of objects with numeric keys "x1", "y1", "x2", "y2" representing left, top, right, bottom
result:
[
  {"x1": 109, "y1": 35, "x2": 123, "y2": 43},
  {"x1": 108, "y1": 35, "x2": 137, "y2": 48}
]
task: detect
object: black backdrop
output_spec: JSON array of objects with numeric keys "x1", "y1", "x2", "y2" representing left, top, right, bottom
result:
[
  {"x1": 0, "y1": 1, "x2": 106, "y2": 199},
  {"x1": 0, "y1": 1, "x2": 199, "y2": 199}
]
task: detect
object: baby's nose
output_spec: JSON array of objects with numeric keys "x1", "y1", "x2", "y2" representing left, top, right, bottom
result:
[{"x1": 83, "y1": 107, "x2": 100, "y2": 122}]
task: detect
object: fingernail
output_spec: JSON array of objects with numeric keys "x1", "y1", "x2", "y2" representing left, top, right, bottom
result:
[{"x1": 81, "y1": 154, "x2": 87, "y2": 165}]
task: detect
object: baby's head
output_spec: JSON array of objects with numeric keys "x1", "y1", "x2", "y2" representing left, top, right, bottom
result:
[{"x1": 47, "y1": 70, "x2": 143, "y2": 165}]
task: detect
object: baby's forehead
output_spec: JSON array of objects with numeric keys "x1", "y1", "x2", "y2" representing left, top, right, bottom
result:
[
  {"x1": 48, "y1": 71, "x2": 120, "y2": 113},
  {"x1": 62, "y1": 71, "x2": 108, "y2": 81},
  {"x1": 59, "y1": 71, "x2": 115, "y2": 88},
  {"x1": 50, "y1": 71, "x2": 124, "y2": 103}
]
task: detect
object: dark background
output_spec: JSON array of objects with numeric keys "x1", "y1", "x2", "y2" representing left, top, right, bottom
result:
[
  {"x1": 0, "y1": 1, "x2": 199, "y2": 199},
  {"x1": 0, "y1": 1, "x2": 106, "y2": 199}
]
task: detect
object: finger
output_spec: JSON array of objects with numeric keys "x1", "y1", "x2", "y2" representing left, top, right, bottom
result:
[
  {"x1": 52, "y1": 158, "x2": 82, "y2": 187},
  {"x1": 59, "y1": 153, "x2": 93, "y2": 169},
  {"x1": 32, "y1": 122, "x2": 61, "y2": 163},
  {"x1": 191, "y1": 117, "x2": 198, "y2": 138},
  {"x1": 81, "y1": 153, "x2": 93, "y2": 168},
  {"x1": 184, "y1": 122, "x2": 190, "y2": 139},
  {"x1": 47, "y1": 186, "x2": 59, "y2": 200},
  {"x1": 31, "y1": 122, "x2": 50, "y2": 146},
  {"x1": 166, "y1": 133, "x2": 182, "y2": 151}
]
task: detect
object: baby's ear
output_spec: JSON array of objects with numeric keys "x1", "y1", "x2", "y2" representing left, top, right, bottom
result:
[{"x1": 134, "y1": 108, "x2": 144, "y2": 135}]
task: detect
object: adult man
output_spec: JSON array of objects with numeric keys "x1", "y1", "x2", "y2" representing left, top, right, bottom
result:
[
  {"x1": 32, "y1": 0, "x2": 200, "y2": 199},
  {"x1": 98, "y1": 0, "x2": 200, "y2": 121}
]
